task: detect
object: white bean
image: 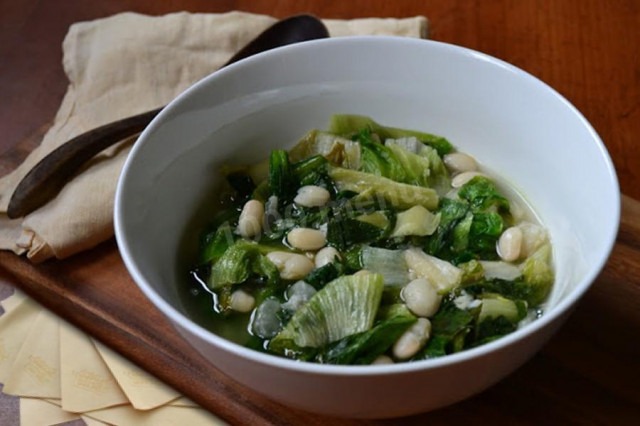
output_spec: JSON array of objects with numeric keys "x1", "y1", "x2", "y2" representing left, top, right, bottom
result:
[
  {"x1": 392, "y1": 318, "x2": 432, "y2": 360},
  {"x1": 286, "y1": 228, "x2": 326, "y2": 251},
  {"x1": 266, "y1": 251, "x2": 315, "y2": 280},
  {"x1": 371, "y1": 355, "x2": 394, "y2": 365},
  {"x1": 236, "y1": 199, "x2": 264, "y2": 238},
  {"x1": 497, "y1": 226, "x2": 523, "y2": 262},
  {"x1": 451, "y1": 171, "x2": 487, "y2": 188},
  {"x1": 518, "y1": 222, "x2": 548, "y2": 258},
  {"x1": 444, "y1": 152, "x2": 479, "y2": 174},
  {"x1": 229, "y1": 289, "x2": 255, "y2": 313},
  {"x1": 314, "y1": 247, "x2": 341, "y2": 268},
  {"x1": 401, "y1": 278, "x2": 442, "y2": 318},
  {"x1": 294, "y1": 185, "x2": 331, "y2": 207}
]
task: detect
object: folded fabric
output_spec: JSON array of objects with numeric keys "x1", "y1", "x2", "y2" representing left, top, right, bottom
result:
[{"x1": 0, "y1": 11, "x2": 428, "y2": 262}]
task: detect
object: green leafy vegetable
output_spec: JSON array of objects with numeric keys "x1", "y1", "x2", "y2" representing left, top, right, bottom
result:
[
  {"x1": 353, "y1": 129, "x2": 408, "y2": 183},
  {"x1": 385, "y1": 142, "x2": 432, "y2": 187},
  {"x1": 200, "y1": 225, "x2": 235, "y2": 264},
  {"x1": 520, "y1": 243, "x2": 554, "y2": 305},
  {"x1": 292, "y1": 155, "x2": 330, "y2": 187},
  {"x1": 304, "y1": 262, "x2": 344, "y2": 290},
  {"x1": 391, "y1": 205, "x2": 441, "y2": 238},
  {"x1": 361, "y1": 246, "x2": 409, "y2": 286},
  {"x1": 318, "y1": 308, "x2": 417, "y2": 364},
  {"x1": 329, "y1": 167, "x2": 439, "y2": 210},
  {"x1": 269, "y1": 273, "x2": 384, "y2": 350},
  {"x1": 458, "y1": 176, "x2": 510, "y2": 214},
  {"x1": 207, "y1": 240, "x2": 280, "y2": 289},
  {"x1": 269, "y1": 150, "x2": 295, "y2": 200},
  {"x1": 289, "y1": 130, "x2": 361, "y2": 169},
  {"x1": 329, "y1": 114, "x2": 453, "y2": 156},
  {"x1": 415, "y1": 299, "x2": 474, "y2": 359}
]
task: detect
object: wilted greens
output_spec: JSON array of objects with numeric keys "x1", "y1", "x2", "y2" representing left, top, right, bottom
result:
[{"x1": 186, "y1": 114, "x2": 554, "y2": 365}]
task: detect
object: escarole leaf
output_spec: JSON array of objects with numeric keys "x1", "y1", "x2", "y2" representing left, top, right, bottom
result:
[
  {"x1": 329, "y1": 167, "x2": 439, "y2": 210},
  {"x1": 352, "y1": 128, "x2": 408, "y2": 183},
  {"x1": 289, "y1": 130, "x2": 361, "y2": 169},
  {"x1": 269, "y1": 273, "x2": 384, "y2": 350},
  {"x1": 458, "y1": 176, "x2": 510, "y2": 213},
  {"x1": 414, "y1": 298, "x2": 474, "y2": 359},
  {"x1": 328, "y1": 114, "x2": 453, "y2": 157},
  {"x1": 327, "y1": 213, "x2": 391, "y2": 251},
  {"x1": 391, "y1": 205, "x2": 441, "y2": 238},
  {"x1": 269, "y1": 150, "x2": 295, "y2": 200},
  {"x1": 385, "y1": 142, "x2": 432, "y2": 187},
  {"x1": 361, "y1": 246, "x2": 410, "y2": 286},
  {"x1": 317, "y1": 305, "x2": 417, "y2": 365},
  {"x1": 200, "y1": 224, "x2": 236, "y2": 264},
  {"x1": 419, "y1": 145, "x2": 451, "y2": 195},
  {"x1": 405, "y1": 248, "x2": 462, "y2": 293},
  {"x1": 207, "y1": 240, "x2": 280, "y2": 289},
  {"x1": 292, "y1": 155, "x2": 330, "y2": 187},
  {"x1": 520, "y1": 243, "x2": 554, "y2": 305}
]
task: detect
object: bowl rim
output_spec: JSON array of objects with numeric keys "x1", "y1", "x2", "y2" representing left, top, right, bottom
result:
[{"x1": 114, "y1": 36, "x2": 620, "y2": 376}]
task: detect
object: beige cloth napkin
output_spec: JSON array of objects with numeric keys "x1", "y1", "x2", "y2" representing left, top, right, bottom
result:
[{"x1": 0, "y1": 11, "x2": 428, "y2": 263}]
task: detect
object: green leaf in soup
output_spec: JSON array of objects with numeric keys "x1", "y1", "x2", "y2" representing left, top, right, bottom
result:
[
  {"x1": 329, "y1": 167, "x2": 439, "y2": 210},
  {"x1": 360, "y1": 246, "x2": 410, "y2": 287},
  {"x1": 269, "y1": 273, "x2": 384, "y2": 350},
  {"x1": 268, "y1": 150, "x2": 295, "y2": 200},
  {"x1": 326, "y1": 215, "x2": 390, "y2": 251},
  {"x1": 199, "y1": 224, "x2": 236, "y2": 264},
  {"x1": 458, "y1": 176, "x2": 510, "y2": 214},
  {"x1": 304, "y1": 262, "x2": 344, "y2": 290},
  {"x1": 328, "y1": 114, "x2": 454, "y2": 157},
  {"x1": 354, "y1": 128, "x2": 408, "y2": 183},
  {"x1": 419, "y1": 145, "x2": 452, "y2": 196},
  {"x1": 467, "y1": 212, "x2": 504, "y2": 257},
  {"x1": 207, "y1": 240, "x2": 280, "y2": 289},
  {"x1": 317, "y1": 308, "x2": 417, "y2": 365},
  {"x1": 289, "y1": 129, "x2": 361, "y2": 169},
  {"x1": 414, "y1": 298, "x2": 474, "y2": 359},
  {"x1": 292, "y1": 155, "x2": 330, "y2": 187},
  {"x1": 385, "y1": 142, "x2": 432, "y2": 187},
  {"x1": 520, "y1": 243, "x2": 554, "y2": 306},
  {"x1": 451, "y1": 212, "x2": 473, "y2": 253},
  {"x1": 424, "y1": 198, "x2": 469, "y2": 256}
]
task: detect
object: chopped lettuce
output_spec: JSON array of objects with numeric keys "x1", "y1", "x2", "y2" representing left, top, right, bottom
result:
[
  {"x1": 289, "y1": 130, "x2": 361, "y2": 168},
  {"x1": 520, "y1": 243, "x2": 554, "y2": 305},
  {"x1": 329, "y1": 167, "x2": 439, "y2": 210},
  {"x1": 414, "y1": 298, "x2": 474, "y2": 359},
  {"x1": 355, "y1": 129, "x2": 409, "y2": 183},
  {"x1": 207, "y1": 240, "x2": 280, "y2": 289},
  {"x1": 199, "y1": 224, "x2": 236, "y2": 264},
  {"x1": 391, "y1": 205, "x2": 441, "y2": 238},
  {"x1": 317, "y1": 306, "x2": 416, "y2": 364},
  {"x1": 404, "y1": 248, "x2": 462, "y2": 293},
  {"x1": 268, "y1": 150, "x2": 295, "y2": 200},
  {"x1": 361, "y1": 246, "x2": 410, "y2": 286},
  {"x1": 458, "y1": 176, "x2": 510, "y2": 214},
  {"x1": 385, "y1": 142, "x2": 432, "y2": 187},
  {"x1": 328, "y1": 114, "x2": 453, "y2": 157},
  {"x1": 269, "y1": 273, "x2": 384, "y2": 350}
]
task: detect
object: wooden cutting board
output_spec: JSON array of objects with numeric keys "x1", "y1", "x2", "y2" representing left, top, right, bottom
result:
[{"x1": 1, "y1": 134, "x2": 639, "y2": 424}]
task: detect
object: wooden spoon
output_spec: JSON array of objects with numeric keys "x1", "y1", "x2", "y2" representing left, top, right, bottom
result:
[{"x1": 7, "y1": 14, "x2": 329, "y2": 219}]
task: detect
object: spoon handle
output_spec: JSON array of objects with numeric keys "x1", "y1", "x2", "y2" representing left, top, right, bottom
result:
[{"x1": 7, "y1": 14, "x2": 329, "y2": 219}]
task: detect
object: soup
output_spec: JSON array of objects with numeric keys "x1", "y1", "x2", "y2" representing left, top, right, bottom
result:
[{"x1": 182, "y1": 115, "x2": 553, "y2": 365}]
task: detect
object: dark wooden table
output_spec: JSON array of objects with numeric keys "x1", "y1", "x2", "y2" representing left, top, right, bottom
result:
[{"x1": 1, "y1": 1, "x2": 639, "y2": 425}]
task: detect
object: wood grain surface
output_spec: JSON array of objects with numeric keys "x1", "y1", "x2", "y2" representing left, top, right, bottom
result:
[{"x1": 1, "y1": 1, "x2": 639, "y2": 425}]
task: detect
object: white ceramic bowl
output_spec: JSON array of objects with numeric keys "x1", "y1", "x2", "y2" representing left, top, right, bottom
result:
[{"x1": 115, "y1": 37, "x2": 619, "y2": 418}]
